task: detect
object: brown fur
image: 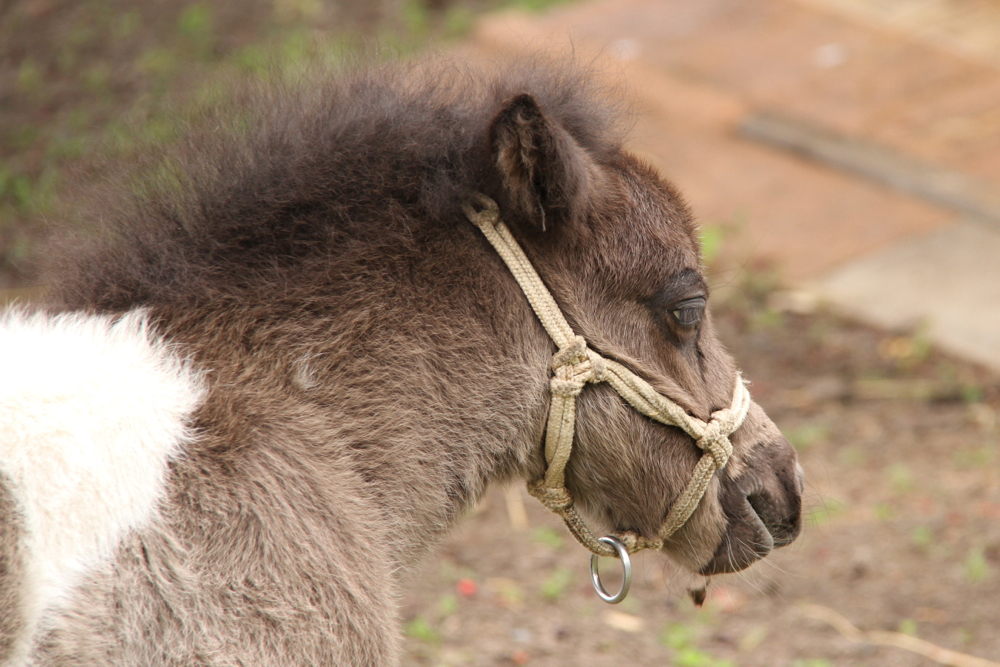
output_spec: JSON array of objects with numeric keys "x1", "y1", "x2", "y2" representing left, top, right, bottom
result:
[{"x1": 24, "y1": 57, "x2": 801, "y2": 665}]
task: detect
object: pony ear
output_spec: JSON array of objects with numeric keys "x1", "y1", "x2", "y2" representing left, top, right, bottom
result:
[{"x1": 488, "y1": 93, "x2": 590, "y2": 231}]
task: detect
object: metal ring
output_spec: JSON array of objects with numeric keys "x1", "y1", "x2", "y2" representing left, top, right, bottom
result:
[{"x1": 589, "y1": 536, "x2": 632, "y2": 604}]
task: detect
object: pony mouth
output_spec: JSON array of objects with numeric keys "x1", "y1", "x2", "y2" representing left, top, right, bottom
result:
[{"x1": 697, "y1": 492, "x2": 801, "y2": 576}]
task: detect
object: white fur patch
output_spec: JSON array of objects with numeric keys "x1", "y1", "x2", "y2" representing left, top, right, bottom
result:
[{"x1": 0, "y1": 308, "x2": 203, "y2": 625}]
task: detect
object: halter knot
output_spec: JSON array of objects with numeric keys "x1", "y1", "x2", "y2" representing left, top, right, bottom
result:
[
  {"x1": 527, "y1": 479, "x2": 574, "y2": 511},
  {"x1": 550, "y1": 336, "x2": 602, "y2": 396},
  {"x1": 550, "y1": 377, "x2": 585, "y2": 398},
  {"x1": 621, "y1": 530, "x2": 670, "y2": 552},
  {"x1": 551, "y1": 336, "x2": 588, "y2": 370},
  {"x1": 461, "y1": 193, "x2": 500, "y2": 229},
  {"x1": 695, "y1": 409, "x2": 737, "y2": 469}
]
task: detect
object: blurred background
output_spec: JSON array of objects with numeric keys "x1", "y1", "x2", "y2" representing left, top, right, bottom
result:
[{"x1": 2, "y1": 0, "x2": 1000, "y2": 665}]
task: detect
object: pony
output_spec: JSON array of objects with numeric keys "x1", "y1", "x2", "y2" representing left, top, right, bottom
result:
[{"x1": 0, "y1": 57, "x2": 801, "y2": 665}]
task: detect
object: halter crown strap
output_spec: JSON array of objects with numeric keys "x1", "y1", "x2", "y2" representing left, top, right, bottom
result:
[{"x1": 463, "y1": 193, "x2": 752, "y2": 558}]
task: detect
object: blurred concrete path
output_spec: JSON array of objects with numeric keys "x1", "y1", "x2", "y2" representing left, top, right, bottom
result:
[{"x1": 460, "y1": 0, "x2": 1000, "y2": 371}]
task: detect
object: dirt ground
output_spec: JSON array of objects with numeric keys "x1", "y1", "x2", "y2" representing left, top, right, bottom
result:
[
  {"x1": 401, "y1": 297, "x2": 1000, "y2": 667},
  {"x1": 4, "y1": 1, "x2": 1000, "y2": 666}
]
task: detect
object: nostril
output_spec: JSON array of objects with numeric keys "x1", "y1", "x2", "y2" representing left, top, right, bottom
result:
[{"x1": 747, "y1": 490, "x2": 801, "y2": 548}]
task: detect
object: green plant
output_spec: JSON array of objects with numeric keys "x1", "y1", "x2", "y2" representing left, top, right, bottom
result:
[
  {"x1": 962, "y1": 384, "x2": 985, "y2": 404},
  {"x1": 405, "y1": 616, "x2": 440, "y2": 644},
  {"x1": 401, "y1": 0, "x2": 430, "y2": 36},
  {"x1": 675, "y1": 648, "x2": 733, "y2": 667},
  {"x1": 699, "y1": 225, "x2": 725, "y2": 266},
  {"x1": 783, "y1": 423, "x2": 829, "y2": 452},
  {"x1": 532, "y1": 527, "x2": 563, "y2": 550},
  {"x1": 964, "y1": 548, "x2": 990, "y2": 583},
  {"x1": 437, "y1": 594, "x2": 458, "y2": 617},
  {"x1": 837, "y1": 446, "x2": 865, "y2": 466},
  {"x1": 178, "y1": 4, "x2": 215, "y2": 59},
  {"x1": 660, "y1": 622, "x2": 695, "y2": 650},
  {"x1": 659, "y1": 622, "x2": 733, "y2": 667},
  {"x1": 886, "y1": 463, "x2": 914, "y2": 494},
  {"x1": 954, "y1": 444, "x2": 996, "y2": 468},
  {"x1": 492, "y1": 578, "x2": 523, "y2": 608},
  {"x1": 443, "y1": 5, "x2": 475, "y2": 38},
  {"x1": 513, "y1": 0, "x2": 573, "y2": 11},
  {"x1": 138, "y1": 47, "x2": 181, "y2": 81},
  {"x1": 540, "y1": 567, "x2": 572, "y2": 600},
  {"x1": 115, "y1": 10, "x2": 141, "y2": 38},
  {"x1": 874, "y1": 503, "x2": 895, "y2": 522},
  {"x1": 911, "y1": 525, "x2": 934, "y2": 550},
  {"x1": 16, "y1": 58, "x2": 42, "y2": 93},
  {"x1": 807, "y1": 499, "x2": 845, "y2": 526},
  {"x1": 82, "y1": 63, "x2": 112, "y2": 95}
]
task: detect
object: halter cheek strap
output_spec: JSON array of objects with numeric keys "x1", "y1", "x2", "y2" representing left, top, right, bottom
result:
[{"x1": 463, "y1": 193, "x2": 752, "y2": 558}]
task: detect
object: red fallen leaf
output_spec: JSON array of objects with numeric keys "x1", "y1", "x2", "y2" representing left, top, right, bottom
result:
[
  {"x1": 457, "y1": 578, "x2": 478, "y2": 597},
  {"x1": 512, "y1": 650, "x2": 530, "y2": 665}
]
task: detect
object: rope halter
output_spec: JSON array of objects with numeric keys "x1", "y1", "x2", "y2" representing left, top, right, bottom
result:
[{"x1": 463, "y1": 193, "x2": 752, "y2": 565}]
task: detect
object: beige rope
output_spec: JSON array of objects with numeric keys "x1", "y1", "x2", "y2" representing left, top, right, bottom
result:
[{"x1": 463, "y1": 193, "x2": 751, "y2": 558}]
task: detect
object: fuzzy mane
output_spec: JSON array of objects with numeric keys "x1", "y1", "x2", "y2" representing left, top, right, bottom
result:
[{"x1": 47, "y1": 57, "x2": 630, "y2": 312}]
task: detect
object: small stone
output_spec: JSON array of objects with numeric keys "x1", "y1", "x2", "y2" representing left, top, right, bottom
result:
[{"x1": 603, "y1": 610, "x2": 644, "y2": 633}]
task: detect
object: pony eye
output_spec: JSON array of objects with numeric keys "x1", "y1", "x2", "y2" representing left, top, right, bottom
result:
[{"x1": 670, "y1": 297, "x2": 706, "y2": 327}]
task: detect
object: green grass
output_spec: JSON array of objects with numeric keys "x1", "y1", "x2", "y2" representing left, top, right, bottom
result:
[
  {"x1": 540, "y1": 567, "x2": 573, "y2": 600},
  {"x1": 177, "y1": 4, "x2": 213, "y2": 42},
  {"x1": 16, "y1": 58, "x2": 42, "y2": 94},
  {"x1": 437, "y1": 593, "x2": 459, "y2": 617},
  {"x1": 964, "y1": 548, "x2": 990, "y2": 583},
  {"x1": 837, "y1": 445, "x2": 866, "y2": 466},
  {"x1": 874, "y1": 503, "x2": 895, "y2": 522},
  {"x1": 699, "y1": 225, "x2": 725, "y2": 266},
  {"x1": 115, "y1": 10, "x2": 141, "y2": 38},
  {"x1": 443, "y1": 5, "x2": 476, "y2": 38},
  {"x1": 660, "y1": 622, "x2": 695, "y2": 650},
  {"x1": 512, "y1": 0, "x2": 574, "y2": 11},
  {"x1": 659, "y1": 622, "x2": 733, "y2": 667},
  {"x1": 886, "y1": 463, "x2": 915, "y2": 494},
  {"x1": 531, "y1": 527, "x2": 564, "y2": 550},
  {"x1": 401, "y1": 0, "x2": 431, "y2": 36},
  {"x1": 911, "y1": 525, "x2": 934, "y2": 550},
  {"x1": 807, "y1": 499, "x2": 846, "y2": 526},
  {"x1": 405, "y1": 615, "x2": 440, "y2": 644},
  {"x1": 953, "y1": 443, "x2": 996, "y2": 468},
  {"x1": 783, "y1": 422, "x2": 829, "y2": 453}
]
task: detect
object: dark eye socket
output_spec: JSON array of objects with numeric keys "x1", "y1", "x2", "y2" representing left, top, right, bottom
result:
[{"x1": 670, "y1": 297, "x2": 706, "y2": 327}]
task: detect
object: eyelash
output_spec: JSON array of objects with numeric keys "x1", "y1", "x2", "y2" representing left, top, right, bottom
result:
[{"x1": 669, "y1": 297, "x2": 706, "y2": 327}]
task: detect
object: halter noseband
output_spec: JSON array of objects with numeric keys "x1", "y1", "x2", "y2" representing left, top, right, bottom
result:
[{"x1": 463, "y1": 193, "x2": 752, "y2": 569}]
